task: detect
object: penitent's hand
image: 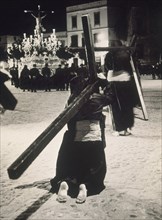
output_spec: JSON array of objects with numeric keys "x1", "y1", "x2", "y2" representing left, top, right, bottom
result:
[{"x1": 119, "y1": 72, "x2": 131, "y2": 81}]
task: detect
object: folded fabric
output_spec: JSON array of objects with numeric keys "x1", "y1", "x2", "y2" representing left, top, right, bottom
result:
[
  {"x1": 74, "y1": 120, "x2": 102, "y2": 142},
  {"x1": 108, "y1": 70, "x2": 130, "y2": 82}
]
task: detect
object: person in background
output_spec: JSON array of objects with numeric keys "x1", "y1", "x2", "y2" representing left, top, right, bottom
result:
[
  {"x1": 10, "y1": 65, "x2": 19, "y2": 88},
  {"x1": 104, "y1": 40, "x2": 139, "y2": 136},
  {"x1": 68, "y1": 63, "x2": 78, "y2": 83},
  {"x1": 0, "y1": 61, "x2": 17, "y2": 113},
  {"x1": 155, "y1": 62, "x2": 161, "y2": 79},
  {"x1": 50, "y1": 74, "x2": 114, "y2": 203},
  {"x1": 54, "y1": 64, "x2": 62, "y2": 91},
  {"x1": 29, "y1": 64, "x2": 40, "y2": 92},
  {"x1": 77, "y1": 64, "x2": 89, "y2": 79},
  {"x1": 19, "y1": 65, "x2": 30, "y2": 92},
  {"x1": 41, "y1": 63, "x2": 52, "y2": 92},
  {"x1": 63, "y1": 63, "x2": 71, "y2": 91}
]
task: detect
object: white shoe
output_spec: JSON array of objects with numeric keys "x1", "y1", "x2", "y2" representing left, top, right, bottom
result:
[
  {"x1": 76, "y1": 184, "x2": 87, "y2": 204},
  {"x1": 112, "y1": 131, "x2": 119, "y2": 136},
  {"x1": 57, "y1": 181, "x2": 69, "y2": 203},
  {"x1": 119, "y1": 130, "x2": 132, "y2": 136},
  {"x1": 127, "y1": 128, "x2": 132, "y2": 134}
]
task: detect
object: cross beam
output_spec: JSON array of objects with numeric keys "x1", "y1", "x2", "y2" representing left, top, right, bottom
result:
[{"x1": 69, "y1": 46, "x2": 135, "y2": 52}]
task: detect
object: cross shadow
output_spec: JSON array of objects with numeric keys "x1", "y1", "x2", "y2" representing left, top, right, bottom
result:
[
  {"x1": 15, "y1": 178, "x2": 51, "y2": 191},
  {"x1": 14, "y1": 178, "x2": 55, "y2": 220}
]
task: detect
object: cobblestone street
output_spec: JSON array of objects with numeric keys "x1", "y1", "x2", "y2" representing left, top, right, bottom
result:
[{"x1": 1, "y1": 78, "x2": 162, "y2": 220}]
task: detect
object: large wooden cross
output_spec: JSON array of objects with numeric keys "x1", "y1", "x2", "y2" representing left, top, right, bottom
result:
[{"x1": 7, "y1": 15, "x2": 99, "y2": 179}]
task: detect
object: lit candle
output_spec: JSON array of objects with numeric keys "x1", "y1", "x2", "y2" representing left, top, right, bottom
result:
[
  {"x1": 23, "y1": 33, "x2": 26, "y2": 38},
  {"x1": 53, "y1": 29, "x2": 55, "y2": 34}
]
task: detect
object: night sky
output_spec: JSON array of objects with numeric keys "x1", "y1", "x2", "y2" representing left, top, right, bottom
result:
[{"x1": 0, "y1": 0, "x2": 160, "y2": 35}]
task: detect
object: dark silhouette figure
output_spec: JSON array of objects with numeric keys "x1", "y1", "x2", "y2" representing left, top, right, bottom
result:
[
  {"x1": 20, "y1": 65, "x2": 30, "y2": 91},
  {"x1": 10, "y1": 66, "x2": 19, "y2": 88},
  {"x1": 29, "y1": 64, "x2": 40, "y2": 92},
  {"x1": 41, "y1": 63, "x2": 52, "y2": 91}
]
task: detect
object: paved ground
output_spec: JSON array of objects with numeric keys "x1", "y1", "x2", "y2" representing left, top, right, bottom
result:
[{"x1": 0, "y1": 78, "x2": 162, "y2": 220}]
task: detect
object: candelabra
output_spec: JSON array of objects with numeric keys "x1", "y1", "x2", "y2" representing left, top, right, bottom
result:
[{"x1": 22, "y1": 29, "x2": 61, "y2": 58}]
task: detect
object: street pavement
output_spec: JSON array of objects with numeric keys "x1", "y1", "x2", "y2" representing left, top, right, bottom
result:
[{"x1": 0, "y1": 78, "x2": 162, "y2": 220}]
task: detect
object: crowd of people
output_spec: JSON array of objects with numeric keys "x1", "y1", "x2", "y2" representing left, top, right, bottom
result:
[
  {"x1": 9, "y1": 60, "x2": 161, "y2": 94},
  {"x1": 138, "y1": 61, "x2": 162, "y2": 79},
  {"x1": 10, "y1": 62, "x2": 89, "y2": 92}
]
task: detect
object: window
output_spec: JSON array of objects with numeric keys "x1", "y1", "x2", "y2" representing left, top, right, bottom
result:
[
  {"x1": 71, "y1": 35, "x2": 78, "y2": 47},
  {"x1": 94, "y1": 12, "x2": 100, "y2": 26},
  {"x1": 72, "y1": 16, "x2": 77, "y2": 28},
  {"x1": 93, "y1": 33, "x2": 99, "y2": 44},
  {"x1": 95, "y1": 56, "x2": 101, "y2": 66},
  {"x1": 82, "y1": 33, "x2": 85, "y2": 47}
]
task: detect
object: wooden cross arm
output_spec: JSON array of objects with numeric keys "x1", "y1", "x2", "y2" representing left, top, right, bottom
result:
[
  {"x1": 7, "y1": 80, "x2": 99, "y2": 179},
  {"x1": 69, "y1": 46, "x2": 135, "y2": 52}
]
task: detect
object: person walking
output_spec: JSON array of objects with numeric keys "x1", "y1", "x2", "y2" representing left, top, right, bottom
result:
[
  {"x1": 50, "y1": 75, "x2": 114, "y2": 203},
  {"x1": 104, "y1": 40, "x2": 139, "y2": 136}
]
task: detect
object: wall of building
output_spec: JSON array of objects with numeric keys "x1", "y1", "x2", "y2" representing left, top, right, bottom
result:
[
  {"x1": 66, "y1": 7, "x2": 108, "y2": 32},
  {"x1": 66, "y1": 0, "x2": 109, "y2": 65},
  {"x1": 0, "y1": 35, "x2": 21, "y2": 50}
]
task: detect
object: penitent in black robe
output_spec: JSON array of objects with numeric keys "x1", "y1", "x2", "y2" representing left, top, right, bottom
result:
[
  {"x1": 104, "y1": 50, "x2": 140, "y2": 132},
  {"x1": 50, "y1": 90, "x2": 113, "y2": 196}
]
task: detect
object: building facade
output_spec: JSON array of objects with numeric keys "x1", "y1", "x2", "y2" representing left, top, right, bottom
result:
[
  {"x1": 66, "y1": 0, "x2": 160, "y2": 65},
  {"x1": 0, "y1": 35, "x2": 22, "y2": 51},
  {"x1": 66, "y1": 0, "x2": 109, "y2": 65}
]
